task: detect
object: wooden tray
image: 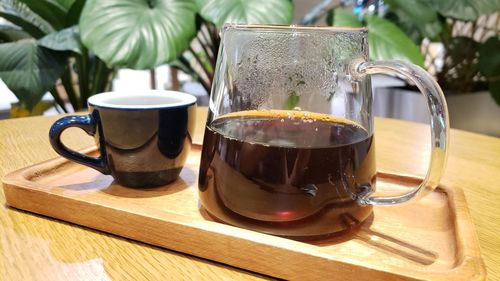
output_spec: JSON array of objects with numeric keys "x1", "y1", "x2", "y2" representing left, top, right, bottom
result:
[{"x1": 2, "y1": 146, "x2": 485, "y2": 281}]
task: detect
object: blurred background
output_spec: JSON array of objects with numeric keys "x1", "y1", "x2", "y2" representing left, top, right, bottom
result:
[{"x1": 1, "y1": 0, "x2": 499, "y2": 135}]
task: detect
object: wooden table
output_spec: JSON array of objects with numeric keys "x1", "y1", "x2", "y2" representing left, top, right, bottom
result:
[{"x1": 1, "y1": 110, "x2": 499, "y2": 280}]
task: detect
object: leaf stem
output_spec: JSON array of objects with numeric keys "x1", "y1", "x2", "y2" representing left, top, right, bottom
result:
[
  {"x1": 200, "y1": 23, "x2": 213, "y2": 46},
  {"x1": 198, "y1": 26, "x2": 215, "y2": 58},
  {"x1": 90, "y1": 58, "x2": 107, "y2": 96},
  {"x1": 150, "y1": 69, "x2": 156, "y2": 89},
  {"x1": 170, "y1": 67, "x2": 180, "y2": 90},
  {"x1": 195, "y1": 36, "x2": 216, "y2": 70},
  {"x1": 176, "y1": 55, "x2": 196, "y2": 74},
  {"x1": 206, "y1": 22, "x2": 220, "y2": 58},
  {"x1": 180, "y1": 54, "x2": 211, "y2": 93},
  {"x1": 61, "y1": 65, "x2": 80, "y2": 111},
  {"x1": 188, "y1": 46, "x2": 213, "y2": 84},
  {"x1": 76, "y1": 47, "x2": 90, "y2": 107},
  {"x1": 49, "y1": 87, "x2": 68, "y2": 113},
  {"x1": 196, "y1": 33, "x2": 214, "y2": 61}
]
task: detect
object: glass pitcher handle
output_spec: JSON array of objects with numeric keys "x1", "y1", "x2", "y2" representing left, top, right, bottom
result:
[{"x1": 352, "y1": 60, "x2": 449, "y2": 205}]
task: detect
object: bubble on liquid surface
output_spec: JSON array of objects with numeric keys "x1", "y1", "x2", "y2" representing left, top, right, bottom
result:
[{"x1": 268, "y1": 138, "x2": 295, "y2": 147}]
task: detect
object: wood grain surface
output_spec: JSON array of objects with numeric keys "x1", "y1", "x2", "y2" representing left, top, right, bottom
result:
[
  {"x1": 0, "y1": 111, "x2": 270, "y2": 281},
  {"x1": 1, "y1": 107, "x2": 499, "y2": 280},
  {"x1": 2, "y1": 146, "x2": 485, "y2": 280}
]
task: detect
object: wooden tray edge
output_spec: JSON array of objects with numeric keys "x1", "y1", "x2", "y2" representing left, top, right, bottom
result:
[
  {"x1": 2, "y1": 179, "x2": 420, "y2": 281},
  {"x1": 445, "y1": 184, "x2": 487, "y2": 280},
  {"x1": 380, "y1": 171, "x2": 486, "y2": 280},
  {"x1": 1, "y1": 151, "x2": 486, "y2": 281}
]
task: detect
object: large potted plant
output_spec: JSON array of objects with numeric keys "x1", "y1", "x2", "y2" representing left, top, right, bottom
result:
[
  {"x1": 0, "y1": 0, "x2": 114, "y2": 116},
  {"x1": 78, "y1": 0, "x2": 294, "y2": 94},
  {"x1": 325, "y1": 0, "x2": 500, "y2": 135},
  {"x1": 1, "y1": 0, "x2": 293, "y2": 117},
  {"x1": 383, "y1": 0, "x2": 500, "y2": 136}
]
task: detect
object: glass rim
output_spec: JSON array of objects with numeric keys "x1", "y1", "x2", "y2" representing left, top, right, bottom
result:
[{"x1": 223, "y1": 23, "x2": 368, "y2": 33}]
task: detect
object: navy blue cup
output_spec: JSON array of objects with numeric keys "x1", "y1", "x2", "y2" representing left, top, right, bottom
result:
[{"x1": 49, "y1": 90, "x2": 197, "y2": 188}]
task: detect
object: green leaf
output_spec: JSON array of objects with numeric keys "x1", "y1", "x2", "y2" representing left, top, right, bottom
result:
[
  {"x1": 65, "y1": 0, "x2": 85, "y2": 26},
  {"x1": 328, "y1": 9, "x2": 362, "y2": 27},
  {"x1": 388, "y1": 10, "x2": 442, "y2": 43},
  {"x1": 79, "y1": 0, "x2": 198, "y2": 69},
  {"x1": 446, "y1": 36, "x2": 479, "y2": 72},
  {"x1": 428, "y1": 0, "x2": 500, "y2": 21},
  {"x1": 479, "y1": 36, "x2": 500, "y2": 104},
  {"x1": 386, "y1": 0, "x2": 437, "y2": 22},
  {"x1": 47, "y1": 0, "x2": 75, "y2": 11},
  {"x1": 38, "y1": 26, "x2": 81, "y2": 54},
  {"x1": 283, "y1": 90, "x2": 299, "y2": 110},
  {"x1": 198, "y1": 0, "x2": 293, "y2": 28},
  {"x1": 384, "y1": 0, "x2": 442, "y2": 42},
  {"x1": 366, "y1": 15, "x2": 425, "y2": 67},
  {"x1": 0, "y1": 25, "x2": 30, "y2": 42},
  {"x1": 17, "y1": 0, "x2": 68, "y2": 29},
  {"x1": 183, "y1": 49, "x2": 214, "y2": 73},
  {"x1": 328, "y1": 10, "x2": 425, "y2": 66},
  {"x1": 437, "y1": 37, "x2": 481, "y2": 93},
  {"x1": 489, "y1": 81, "x2": 500, "y2": 106},
  {"x1": 0, "y1": 41, "x2": 66, "y2": 110},
  {"x1": 0, "y1": 0, "x2": 55, "y2": 38},
  {"x1": 170, "y1": 59, "x2": 197, "y2": 78},
  {"x1": 479, "y1": 37, "x2": 500, "y2": 77}
]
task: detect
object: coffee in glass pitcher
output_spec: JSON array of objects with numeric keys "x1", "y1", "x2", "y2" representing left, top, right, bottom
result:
[{"x1": 199, "y1": 24, "x2": 448, "y2": 239}]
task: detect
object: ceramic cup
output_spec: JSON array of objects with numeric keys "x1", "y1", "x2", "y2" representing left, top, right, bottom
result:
[{"x1": 49, "y1": 90, "x2": 197, "y2": 187}]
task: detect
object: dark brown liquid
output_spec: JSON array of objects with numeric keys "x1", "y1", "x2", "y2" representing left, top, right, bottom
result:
[{"x1": 199, "y1": 110, "x2": 376, "y2": 238}]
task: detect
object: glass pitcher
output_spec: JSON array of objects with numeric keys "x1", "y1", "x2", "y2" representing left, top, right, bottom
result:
[{"x1": 198, "y1": 24, "x2": 448, "y2": 239}]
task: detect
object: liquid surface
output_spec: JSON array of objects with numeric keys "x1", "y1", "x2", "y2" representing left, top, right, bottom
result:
[{"x1": 199, "y1": 110, "x2": 376, "y2": 238}]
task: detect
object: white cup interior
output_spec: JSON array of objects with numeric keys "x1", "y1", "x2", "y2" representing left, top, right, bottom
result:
[{"x1": 88, "y1": 90, "x2": 197, "y2": 109}]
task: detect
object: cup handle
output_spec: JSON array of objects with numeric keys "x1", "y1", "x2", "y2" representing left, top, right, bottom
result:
[
  {"x1": 351, "y1": 60, "x2": 449, "y2": 205},
  {"x1": 49, "y1": 114, "x2": 108, "y2": 174}
]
